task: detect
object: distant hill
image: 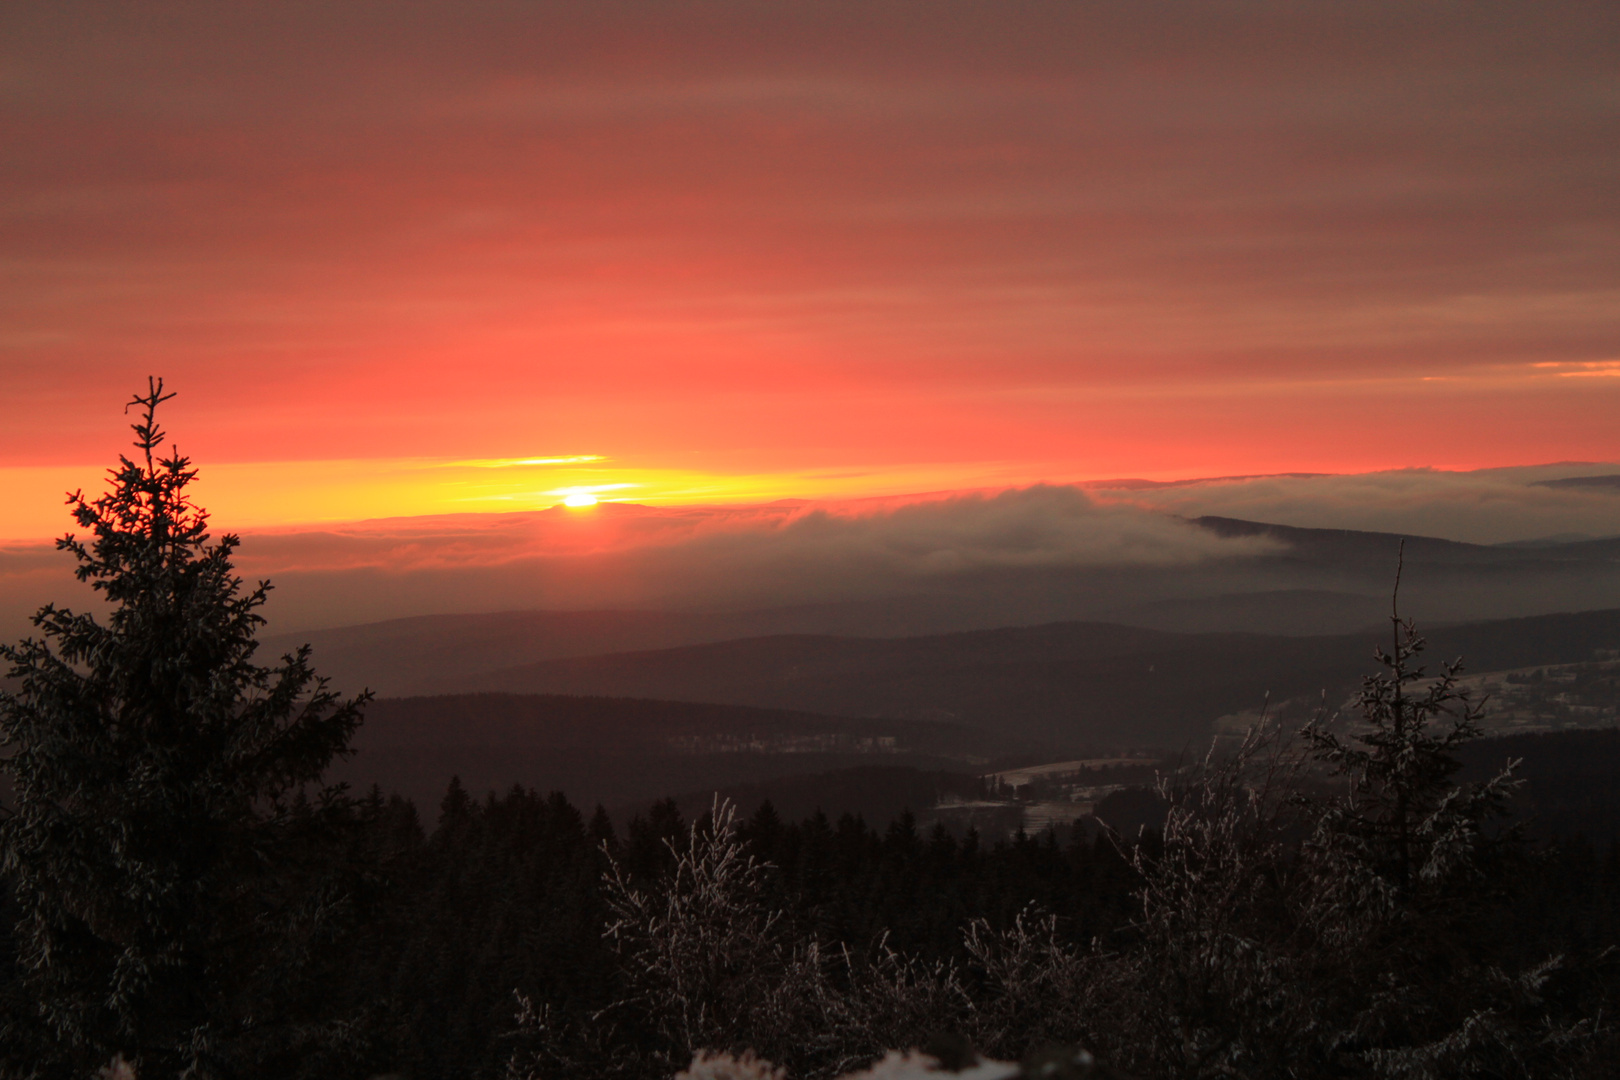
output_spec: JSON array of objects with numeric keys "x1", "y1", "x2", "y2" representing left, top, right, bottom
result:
[
  {"x1": 334, "y1": 693, "x2": 1029, "y2": 811},
  {"x1": 1103, "y1": 589, "x2": 1386, "y2": 635},
  {"x1": 325, "y1": 608, "x2": 1620, "y2": 828},
  {"x1": 265, "y1": 516, "x2": 1620, "y2": 698},
  {"x1": 1531, "y1": 474, "x2": 1620, "y2": 493},
  {"x1": 263, "y1": 607, "x2": 873, "y2": 699},
  {"x1": 262, "y1": 598, "x2": 1005, "y2": 698},
  {"x1": 1192, "y1": 516, "x2": 1514, "y2": 564},
  {"x1": 467, "y1": 610, "x2": 1620, "y2": 749}
]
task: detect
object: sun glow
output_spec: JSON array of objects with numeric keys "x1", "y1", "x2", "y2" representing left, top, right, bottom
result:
[
  {"x1": 562, "y1": 491, "x2": 598, "y2": 507},
  {"x1": 453, "y1": 455, "x2": 609, "y2": 468}
]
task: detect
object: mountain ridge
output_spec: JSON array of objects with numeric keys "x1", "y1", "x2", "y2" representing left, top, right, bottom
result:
[{"x1": 464, "y1": 608, "x2": 1620, "y2": 748}]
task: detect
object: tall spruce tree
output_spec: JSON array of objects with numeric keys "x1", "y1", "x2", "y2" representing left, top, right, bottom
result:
[{"x1": 0, "y1": 380, "x2": 370, "y2": 1078}]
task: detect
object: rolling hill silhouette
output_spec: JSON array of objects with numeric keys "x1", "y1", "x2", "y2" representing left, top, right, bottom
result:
[
  {"x1": 465, "y1": 610, "x2": 1620, "y2": 748},
  {"x1": 267, "y1": 517, "x2": 1620, "y2": 698}
]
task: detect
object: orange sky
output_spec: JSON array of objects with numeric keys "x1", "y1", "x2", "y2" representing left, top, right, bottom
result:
[{"x1": 3, "y1": 2, "x2": 1619, "y2": 539}]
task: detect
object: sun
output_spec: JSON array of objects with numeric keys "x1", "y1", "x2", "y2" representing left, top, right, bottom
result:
[{"x1": 549, "y1": 482, "x2": 635, "y2": 507}]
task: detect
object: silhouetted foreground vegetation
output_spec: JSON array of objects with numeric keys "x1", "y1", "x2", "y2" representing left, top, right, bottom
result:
[
  {"x1": 344, "y1": 728, "x2": 1620, "y2": 1079},
  {"x1": 4, "y1": 388, "x2": 1620, "y2": 1079},
  {"x1": 10, "y1": 711, "x2": 1620, "y2": 1078}
]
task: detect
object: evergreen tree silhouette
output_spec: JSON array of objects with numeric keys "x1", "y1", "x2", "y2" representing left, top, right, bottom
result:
[{"x1": 0, "y1": 379, "x2": 370, "y2": 1078}]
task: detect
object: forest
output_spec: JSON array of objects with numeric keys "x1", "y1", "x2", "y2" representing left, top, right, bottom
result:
[
  {"x1": 10, "y1": 751, "x2": 1620, "y2": 1079},
  {"x1": 4, "y1": 388, "x2": 1620, "y2": 1080}
]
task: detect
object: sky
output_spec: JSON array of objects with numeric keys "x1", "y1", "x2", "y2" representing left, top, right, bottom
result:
[{"x1": 3, "y1": 2, "x2": 1620, "y2": 628}]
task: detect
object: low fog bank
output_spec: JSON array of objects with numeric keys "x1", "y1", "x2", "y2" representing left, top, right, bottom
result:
[
  {"x1": 3, "y1": 485, "x2": 1281, "y2": 638},
  {"x1": 3, "y1": 472, "x2": 1618, "y2": 653}
]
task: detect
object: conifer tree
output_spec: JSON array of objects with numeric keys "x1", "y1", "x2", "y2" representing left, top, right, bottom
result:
[
  {"x1": 0, "y1": 380, "x2": 370, "y2": 1078},
  {"x1": 1303, "y1": 608, "x2": 1517, "y2": 897}
]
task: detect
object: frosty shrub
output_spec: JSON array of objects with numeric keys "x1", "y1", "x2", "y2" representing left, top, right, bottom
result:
[
  {"x1": 595, "y1": 798, "x2": 845, "y2": 1076},
  {"x1": 961, "y1": 907, "x2": 1098, "y2": 1059},
  {"x1": 510, "y1": 800, "x2": 979, "y2": 1080},
  {"x1": 1100, "y1": 600, "x2": 1610, "y2": 1079},
  {"x1": 833, "y1": 939, "x2": 972, "y2": 1070},
  {"x1": 1108, "y1": 717, "x2": 1318, "y2": 1077}
]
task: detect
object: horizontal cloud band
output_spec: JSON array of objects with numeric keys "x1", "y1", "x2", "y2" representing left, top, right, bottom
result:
[{"x1": 5, "y1": 469, "x2": 1617, "y2": 636}]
